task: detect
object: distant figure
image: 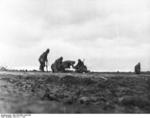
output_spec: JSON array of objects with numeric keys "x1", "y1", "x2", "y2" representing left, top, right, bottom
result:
[
  {"x1": 73, "y1": 59, "x2": 88, "y2": 73},
  {"x1": 51, "y1": 57, "x2": 64, "y2": 72},
  {"x1": 134, "y1": 62, "x2": 141, "y2": 74},
  {"x1": 39, "y1": 49, "x2": 50, "y2": 72}
]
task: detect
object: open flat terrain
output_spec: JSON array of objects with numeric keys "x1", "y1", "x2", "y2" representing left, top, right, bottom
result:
[{"x1": 0, "y1": 71, "x2": 150, "y2": 113}]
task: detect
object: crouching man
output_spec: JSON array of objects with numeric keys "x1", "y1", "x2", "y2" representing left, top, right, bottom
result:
[
  {"x1": 51, "y1": 57, "x2": 64, "y2": 73},
  {"x1": 73, "y1": 59, "x2": 89, "y2": 73}
]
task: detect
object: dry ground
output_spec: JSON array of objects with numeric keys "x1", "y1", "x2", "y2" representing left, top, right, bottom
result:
[{"x1": 0, "y1": 71, "x2": 150, "y2": 113}]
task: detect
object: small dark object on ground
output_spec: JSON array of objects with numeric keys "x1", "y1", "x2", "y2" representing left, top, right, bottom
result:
[{"x1": 134, "y1": 62, "x2": 141, "y2": 74}]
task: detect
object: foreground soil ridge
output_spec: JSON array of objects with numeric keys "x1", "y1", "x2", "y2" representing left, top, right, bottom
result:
[{"x1": 0, "y1": 72, "x2": 150, "y2": 113}]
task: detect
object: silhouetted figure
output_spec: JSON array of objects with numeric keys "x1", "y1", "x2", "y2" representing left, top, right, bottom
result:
[
  {"x1": 39, "y1": 49, "x2": 50, "y2": 72},
  {"x1": 62, "y1": 60, "x2": 75, "y2": 69},
  {"x1": 134, "y1": 62, "x2": 141, "y2": 74},
  {"x1": 73, "y1": 59, "x2": 88, "y2": 73},
  {"x1": 51, "y1": 57, "x2": 64, "y2": 72},
  {"x1": 62, "y1": 60, "x2": 75, "y2": 72}
]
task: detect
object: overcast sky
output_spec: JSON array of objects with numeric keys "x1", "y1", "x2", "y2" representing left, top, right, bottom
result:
[{"x1": 0, "y1": 0, "x2": 150, "y2": 71}]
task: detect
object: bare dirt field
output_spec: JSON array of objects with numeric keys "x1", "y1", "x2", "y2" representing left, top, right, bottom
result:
[{"x1": 0, "y1": 71, "x2": 150, "y2": 113}]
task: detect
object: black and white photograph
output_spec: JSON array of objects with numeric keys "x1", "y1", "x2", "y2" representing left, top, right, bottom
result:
[{"x1": 0, "y1": 0, "x2": 150, "y2": 115}]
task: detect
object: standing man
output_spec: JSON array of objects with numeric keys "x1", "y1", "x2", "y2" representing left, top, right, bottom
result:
[{"x1": 39, "y1": 49, "x2": 50, "y2": 72}]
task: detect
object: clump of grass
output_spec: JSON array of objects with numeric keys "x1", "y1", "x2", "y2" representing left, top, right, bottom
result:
[
  {"x1": 119, "y1": 96, "x2": 150, "y2": 108},
  {"x1": 60, "y1": 75, "x2": 96, "y2": 86}
]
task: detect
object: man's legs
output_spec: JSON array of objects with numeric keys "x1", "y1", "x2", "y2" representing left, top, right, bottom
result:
[{"x1": 39, "y1": 62, "x2": 45, "y2": 72}]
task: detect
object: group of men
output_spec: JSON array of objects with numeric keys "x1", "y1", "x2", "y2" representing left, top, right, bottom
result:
[
  {"x1": 39, "y1": 49, "x2": 88, "y2": 73},
  {"x1": 39, "y1": 49, "x2": 142, "y2": 74}
]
